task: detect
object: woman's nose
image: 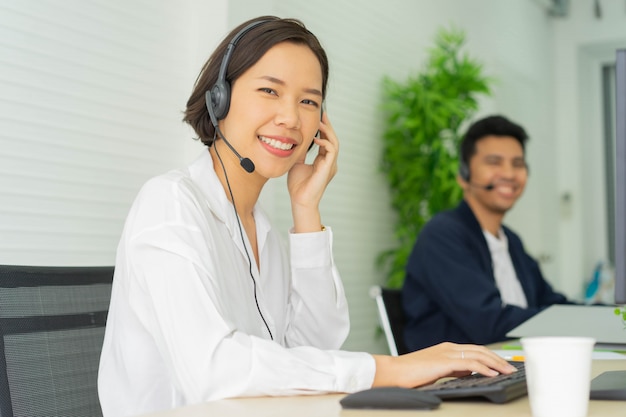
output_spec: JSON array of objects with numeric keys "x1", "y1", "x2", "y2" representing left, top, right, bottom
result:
[{"x1": 274, "y1": 101, "x2": 301, "y2": 129}]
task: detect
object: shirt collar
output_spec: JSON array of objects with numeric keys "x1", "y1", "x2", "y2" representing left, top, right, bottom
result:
[
  {"x1": 187, "y1": 150, "x2": 272, "y2": 240},
  {"x1": 483, "y1": 228, "x2": 509, "y2": 252}
]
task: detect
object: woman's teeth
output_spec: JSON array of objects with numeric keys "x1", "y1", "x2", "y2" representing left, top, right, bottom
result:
[{"x1": 259, "y1": 136, "x2": 294, "y2": 150}]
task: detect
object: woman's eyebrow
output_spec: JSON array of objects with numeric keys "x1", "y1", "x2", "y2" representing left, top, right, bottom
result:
[{"x1": 258, "y1": 75, "x2": 322, "y2": 97}]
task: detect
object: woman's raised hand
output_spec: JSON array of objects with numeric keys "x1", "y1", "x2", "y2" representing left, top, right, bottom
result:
[{"x1": 287, "y1": 112, "x2": 339, "y2": 232}]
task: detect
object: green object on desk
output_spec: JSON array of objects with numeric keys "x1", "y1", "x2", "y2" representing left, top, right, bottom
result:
[{"x1": 501, "y1": 343, "x2": 626, "y2": 356}]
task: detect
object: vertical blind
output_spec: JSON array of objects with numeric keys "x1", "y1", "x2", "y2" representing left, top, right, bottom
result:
[{"x1": 0, "y1": 0, "x2": 195, "y2": 266}]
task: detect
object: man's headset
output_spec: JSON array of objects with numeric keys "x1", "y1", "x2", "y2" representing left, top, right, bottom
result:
[
  {"x1": 458, "y1": 158, "x2": 472, "y2": 183},
  {"x1": 458, "y1": 153, "x2": 529, "y2": 191}
]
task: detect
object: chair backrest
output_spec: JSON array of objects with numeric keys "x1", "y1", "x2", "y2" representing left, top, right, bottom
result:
[
  {"x1": 0, "y1": 265, "x2": 114, "y2": 417},
  {"x1": 369, "y1": 285, "x2": 409, "y2": 356}
]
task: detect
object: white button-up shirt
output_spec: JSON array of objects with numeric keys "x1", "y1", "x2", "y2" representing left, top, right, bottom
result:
[{"x1": 98, "y1": 151, "x2": 374, "y2": 417}]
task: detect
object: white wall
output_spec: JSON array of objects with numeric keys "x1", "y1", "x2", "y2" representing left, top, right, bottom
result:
[
  {"x1": 0, "y1": 0, "x2": 205, "y2": 265},
  {"x1": 551, "y1": 0, "x2": 626, "y2": 298}
]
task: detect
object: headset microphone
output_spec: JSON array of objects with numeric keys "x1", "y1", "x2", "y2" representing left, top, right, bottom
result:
[
  {"x1": 205, "y1": 19, "x2": 275, "y2": 342},
  {"x1": 459, "y1": 159, "x2": 495, "y2": 191},
  {"x1": 219, "y1": 133, "x2": 255, "y2": 173},
  {"x1": 467, "y1": 181, "x2": 495, "y2": 191},
  {"x1": 205, "y1": 91, "x2": 255, "y2": 173}
]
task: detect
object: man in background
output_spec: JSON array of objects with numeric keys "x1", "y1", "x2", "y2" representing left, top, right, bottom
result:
[{"x1": 402, "y1": 115, "x2": 570, "y2": 351}]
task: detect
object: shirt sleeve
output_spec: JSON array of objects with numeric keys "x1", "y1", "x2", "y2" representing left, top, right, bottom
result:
[{"x1": 285, "y1": 226, "x2": 351, "y2": 349}]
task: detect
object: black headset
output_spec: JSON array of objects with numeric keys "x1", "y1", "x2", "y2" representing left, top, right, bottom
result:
[
  {"x1": 205, "y1": 19, "x2": 276, "y2": 340},
  {"x1": 206, "y1": 19, "x2": 273, "y2": 124},
  {"x1": 458, "y1": 152, "x2": 530, "y2": 182},
  {"x1": 458, "y1": 158, "x2": 471, "y2": 181}
]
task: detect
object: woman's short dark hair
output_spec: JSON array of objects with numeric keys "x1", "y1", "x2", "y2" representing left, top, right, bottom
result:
[{"x1": 183, "y1": 16, "x2": 329, "y2": 146}]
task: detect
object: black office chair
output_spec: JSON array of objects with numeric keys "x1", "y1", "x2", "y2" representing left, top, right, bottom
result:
[
  {"x1": 369, "y1": 285, "x2": 409, "y2": 356},
  {"x1": 0, "y1": 265, "x2": 114, "y2": 417}
]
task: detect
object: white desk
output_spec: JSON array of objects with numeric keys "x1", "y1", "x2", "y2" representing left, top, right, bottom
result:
[{"x1": 140, "y1": 360, "x2": 626, "y2": 417}]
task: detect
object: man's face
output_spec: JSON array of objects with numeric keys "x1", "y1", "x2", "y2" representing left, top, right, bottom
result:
[{"x1": 461, "y1": 135, "x2": 528, "y2": 215}]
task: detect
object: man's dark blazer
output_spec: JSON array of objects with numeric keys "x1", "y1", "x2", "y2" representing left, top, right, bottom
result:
[{"x1": 402, "y1": 200, "x2": 569, "y2": 351}]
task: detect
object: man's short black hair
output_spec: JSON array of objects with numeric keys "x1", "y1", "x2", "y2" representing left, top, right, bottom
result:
[{"x1": 459, "y1": 115, "x2": 529, "y2": 178}]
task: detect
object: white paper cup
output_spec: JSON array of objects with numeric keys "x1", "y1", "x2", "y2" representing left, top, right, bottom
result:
[{"x1": 521, "y1": 336, "x2": 595, "y2": 417}]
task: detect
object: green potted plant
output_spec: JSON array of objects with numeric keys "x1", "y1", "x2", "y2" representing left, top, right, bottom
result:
[{"x1": 378, "y1": 26, "x2": 493, "y2": 288}]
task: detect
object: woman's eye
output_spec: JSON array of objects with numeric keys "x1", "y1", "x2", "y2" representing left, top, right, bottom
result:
[
  {"x1": 302, "y1": 99, "x2": 319, "y2": 107},
  {"x1": 259, "y1": 88, "x2": 276, "y2": 95}
]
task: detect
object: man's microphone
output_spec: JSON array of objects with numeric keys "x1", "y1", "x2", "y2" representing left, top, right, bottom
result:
[
  {"x1": 469, "y1": 181, "x2": 495, "y2": 191},
  {"x1": 206, "y1": 92, "x2": 255, "y2": 173}
]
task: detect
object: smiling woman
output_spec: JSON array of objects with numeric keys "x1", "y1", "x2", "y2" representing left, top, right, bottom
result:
[{"x1": 96, "y1": 15, "x2": 516, "y2": 417}]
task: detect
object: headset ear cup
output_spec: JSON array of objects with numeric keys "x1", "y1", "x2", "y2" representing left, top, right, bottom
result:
[
  {"x1": 459, "y1": 161, "x2": 470, "y2": 181},
  {"x1": 210, "y1": 80, "x2": 231, "y2": 121}
]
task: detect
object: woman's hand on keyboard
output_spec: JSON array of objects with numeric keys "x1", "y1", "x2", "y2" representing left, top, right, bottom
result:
[{"x1": 372, "y1": 342, "x2": 518, "y2": 388}]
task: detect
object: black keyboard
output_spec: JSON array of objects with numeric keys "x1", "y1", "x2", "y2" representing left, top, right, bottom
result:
[{"x1": 416, "y1": 361, "x2": 527, "y2": 404}]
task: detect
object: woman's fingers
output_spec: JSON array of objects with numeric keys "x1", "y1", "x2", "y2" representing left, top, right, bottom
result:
[{"x1": 372, "y1": 342, "x2": 518, "y2": 389}]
